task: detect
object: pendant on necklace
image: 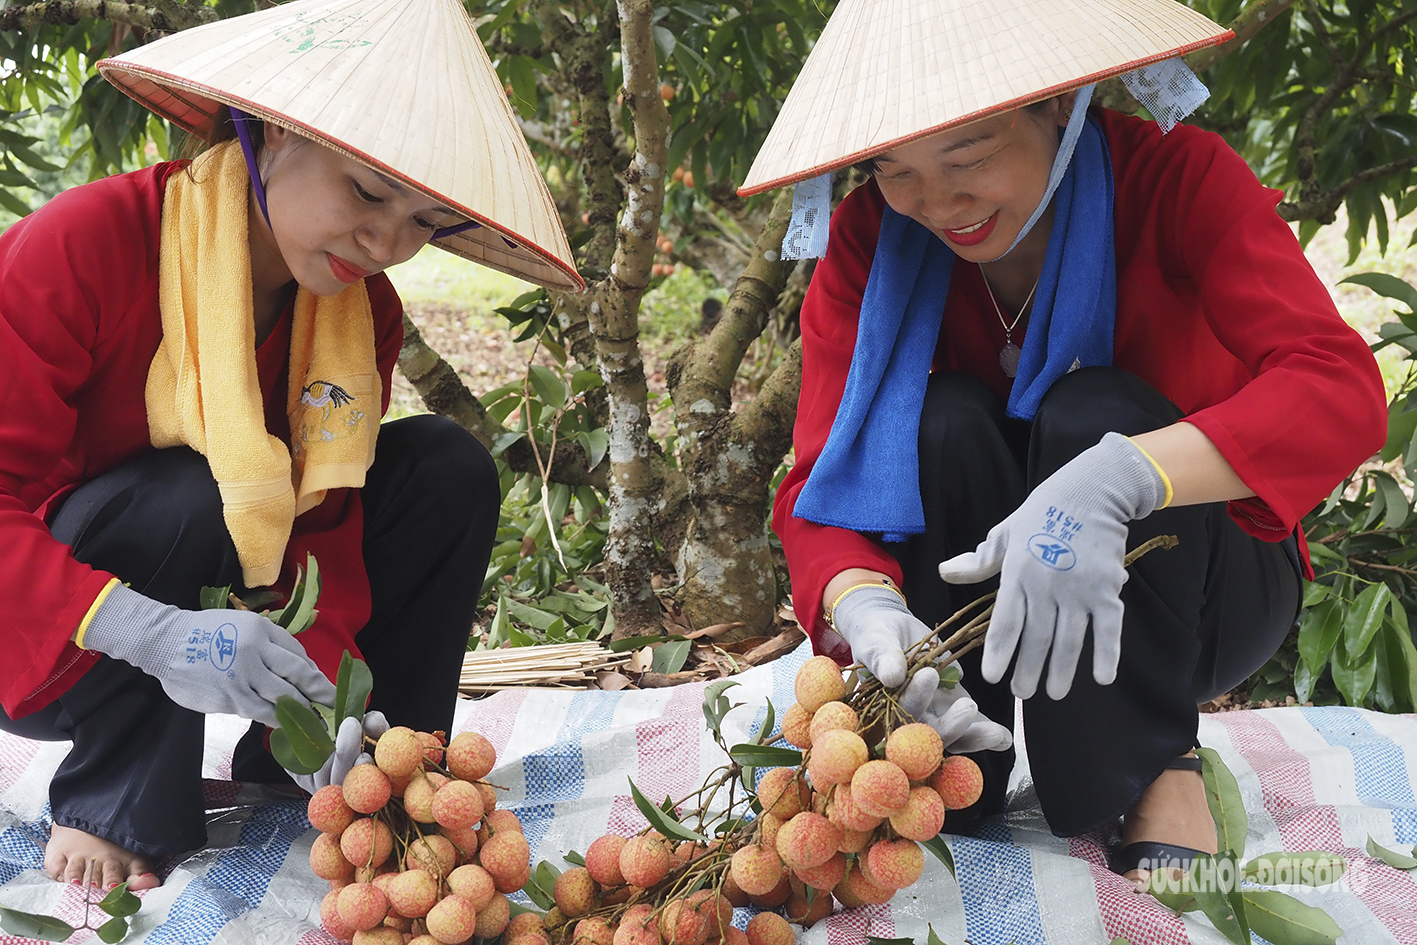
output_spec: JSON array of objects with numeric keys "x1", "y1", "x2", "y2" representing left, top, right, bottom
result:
[{"x1": 999, "y1": 343, "x2": 1021, "y2": 378}]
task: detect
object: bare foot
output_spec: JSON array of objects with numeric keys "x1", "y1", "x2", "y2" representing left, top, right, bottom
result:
[
  {"x1": 43, "y1": 825, "x2": 161, "y2": 891},
  {"x1": 1121, "y1": 752, "x2": 1217, "y2": 889}
]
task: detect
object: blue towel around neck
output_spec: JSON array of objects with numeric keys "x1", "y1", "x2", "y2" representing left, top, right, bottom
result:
[{"x1": 794, "y1": 115, "x2": 1116, "y2": 541}]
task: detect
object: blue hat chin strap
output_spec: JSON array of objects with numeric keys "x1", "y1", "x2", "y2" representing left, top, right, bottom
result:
[{"x1": 982, "y1": 83, "x2": 1095, "y2": 263}]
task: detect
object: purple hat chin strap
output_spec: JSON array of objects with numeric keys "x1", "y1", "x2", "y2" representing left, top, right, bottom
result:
[
  {"x1": 230, "y1": 106, "x2": 483, "y2": 244},
  {"x1": 230, "y1": 107, "x2": 271, "y2": 230}
]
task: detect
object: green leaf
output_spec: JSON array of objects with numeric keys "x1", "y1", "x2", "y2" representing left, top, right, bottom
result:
[
  {"x1": 628, "y1": 779, "x2": 709, "y2": 844},
  {"x1": 926, "y1": 925, "x2": 949, "y2": 945},
  {"x1": 337, "y1": 655, "x2": 374, "y2": 727},
  {"x1": 535, "y1": 860, "x2": 562, "y2": 895},
  {"x1": 96, "y1": 916, "x2": 129, "y2": 944},
  {"x1": 1341, "y1": 272, "x2": 1417, "y2": 314},
  {"x1": 1366, "y1": 835, "x2": 1417, "y2": 870},
  {"x1": 522, "y1": 868, "x2": 555, "y2": 910},
  {"x1": 565, "y1": 850, "x2": 586, "y2": 867},
  {"x1": 729, "y1": 744, "x2": 803, "y2": 767},
  {"x1": 98, "y1": 881, "x2": 142, "y2": 918},
  {"x1": 283, "y1": 554, "x2": 321, "y2": 635},
  {"x1": 755, "y1": 699, "x2": 776, "y2": 744},
  {"x1": 921, "y1": 835, "x2": 955, "y2": 877},
  {"x1": 1382, "y1": 608, "x2": 1417, "y2": 713},
  {"x1": 652, "y1": 639, "x2": 691, "y2": 674},
  {"x1": 609, "y1": 634, "x2": 683, "y2": 652},
  {"x1": 274, "y1": 695, "x2": 337, "y2": 768},
  {"x1": 1242, "y1": 889, "x2": 1343, "y2": 945},
  {"x1": 265, "y1": 563, "x2": 306, "y2": 629},
  {"x1": 269, "y1": 725, "x2": 323, "y2": 775},
  {"x1": 1186, "y1": 855, "x2": 1248, "y2": 945},
  {"x1": 1343, "y1": 582, "x2": 1390, "y2": 661},
  {"x1": 1332, "y1": 634, "x2": 1378, "y2": 706},
  {"x1": 1197, "y1": 748, "x2": 1248, "y2": 860},
  {"x1": 199, "y1": 585, "x2": 231, "y2": 610},
  {"x1": 0, "y1": 907, "x2": 77, "y2": 941},
  {"x1": 1297, "y1": 599, "x2": 1343, "y2": 678},
  {"x1": 1243, "y1": 851, "x2": 1347, "y2": 886},
  {"x1": 506, "y1": 55, "x2": 538, "y2": 120},
  {"x1": 866, "y1": 938, "x2": 916, "y2": 945},
  {"x1": 528, "y1": 364, "x2": 567, "y2": 410},
  {"x1": 0, "y1": 188, "x2": 32, "y2": 218}
]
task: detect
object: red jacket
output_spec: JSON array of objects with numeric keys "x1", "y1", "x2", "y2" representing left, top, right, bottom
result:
[
  {"x1": 0, "y1": 163, "x2": 404, "y2": 717},
  {"x1": 775, "y1": 109, "x2": 1388, "y2": 662}
]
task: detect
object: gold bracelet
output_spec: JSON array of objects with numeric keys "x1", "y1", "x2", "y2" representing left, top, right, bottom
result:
[
  {"x1": 1126, "y1": 436, "x2": 1175, "y2": 509},
  {"x1": 826, "y1": 578, "x2": 905, "y2": 629}
]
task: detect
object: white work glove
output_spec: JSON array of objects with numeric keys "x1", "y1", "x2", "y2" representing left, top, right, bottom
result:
[
  {"x1": 83, "y1": 584, "x2": 337, "y2": 728},
  {"x1": 290, "y1": 711, "x2": 389, "y2": 794},
  {"x1": 938, "y1": 432, "x2": 1168, "y2": 701},
  {"x1": 831, "y1": 585, "x2": 1012, "y2": 752}
]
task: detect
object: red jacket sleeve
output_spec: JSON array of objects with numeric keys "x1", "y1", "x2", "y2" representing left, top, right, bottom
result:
[
  {"x1": 773, "y1": 183, "x2": 902, "y2": 662},
  {"x1": 277, "y1": 273, "x2": 405, "y2": 685},
  {"x1": 1143, "y1": 127, "x2": 1387, "y2": 539},
  {"x1": 0, "y1": 177, "x2": 161, "y2": 716}
]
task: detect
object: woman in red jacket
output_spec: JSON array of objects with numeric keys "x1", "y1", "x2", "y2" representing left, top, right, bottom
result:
[
  {"x1": 0, "y1": 0, "x2": 579, "y2": 891},
  {"x1": 741, "y1": 0, "x2": 1387, "y2": 882}
]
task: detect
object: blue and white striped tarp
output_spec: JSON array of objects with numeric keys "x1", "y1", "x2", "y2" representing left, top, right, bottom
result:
[{"x1": 1, "y1": 641, "x2": 1415, "y2": 945}]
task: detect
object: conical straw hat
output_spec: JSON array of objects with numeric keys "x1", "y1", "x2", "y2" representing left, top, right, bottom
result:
[
  {"x1": 99, "y1": 0, "x2": 583, "y2": 291},
  {"x1": 739, "y1": 0, "x2": 1231, "y2": 196}
]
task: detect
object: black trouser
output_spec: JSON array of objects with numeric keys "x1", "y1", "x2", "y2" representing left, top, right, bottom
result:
[
  {"x1": 898, "y1": 369, "x2": 1301, "y2": 838},
  {"x1": 0, "y1": 415, "x2": 499, "y2": 860}
]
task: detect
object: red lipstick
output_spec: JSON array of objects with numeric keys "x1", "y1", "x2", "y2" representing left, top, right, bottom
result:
[
  {"x1": 327, "y1": 253, "x2": 372, "y2": 283},
  {"x1": 942, "y1": 211, "x2": 998, "y2": 247}
]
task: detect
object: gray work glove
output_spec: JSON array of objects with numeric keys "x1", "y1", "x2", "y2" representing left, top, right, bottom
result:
[
  {"x1": 83, "y1": 584, "x2": 337, "y2": 728},
  {"x1": 291, "y1": 710, "x2": 389, "y2": 794},
  {"x1": 831, "y1": 585, "x2": 1013, "y2": 752},
  {"x1": 938, "y1": 432, "x2": 1168, "y2": 701}
]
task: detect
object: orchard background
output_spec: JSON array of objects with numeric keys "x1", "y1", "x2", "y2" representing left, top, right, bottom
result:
[{"x1": 4, "y1": 0, "x2": 1417, "y2": 708}]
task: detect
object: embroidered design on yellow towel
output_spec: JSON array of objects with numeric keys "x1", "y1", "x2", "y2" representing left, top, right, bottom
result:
[{"x1": 146, "y1": 140, "x2": 380, "y2": 588}]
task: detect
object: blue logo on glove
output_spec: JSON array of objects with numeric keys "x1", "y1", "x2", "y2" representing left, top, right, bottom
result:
[
  {"x1": 211, "y1": 623, "x2": 238, "y2": 671},
  {"x1": 1028, "y1": 533, "x2": 1077, "y2": 570}
]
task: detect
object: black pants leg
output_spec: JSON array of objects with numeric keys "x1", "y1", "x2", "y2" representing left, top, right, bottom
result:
[
  {"x1": 0, "y1": 448, "x2": 237, "y2": 859},
  {"x1": 897, "y1": 368, "x2": 1300, "y2": 837},
  {"x1": 231, "y1": 415, "x2": 500, "y2": 780}
]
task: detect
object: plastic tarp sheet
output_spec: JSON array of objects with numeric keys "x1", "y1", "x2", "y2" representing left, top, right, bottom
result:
[{"x1": 2, "y1": 641, "x2": 1415, "y2": 944}]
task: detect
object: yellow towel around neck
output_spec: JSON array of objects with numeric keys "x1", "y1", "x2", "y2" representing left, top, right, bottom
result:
[{"x1": 147, "y1": 140, "x2": 380, "y2": 587}]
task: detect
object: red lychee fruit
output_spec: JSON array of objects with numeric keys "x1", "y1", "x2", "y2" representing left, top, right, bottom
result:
[
  {"x1": 478, "y1": 829, "x2": 531, "y2": 886},
  {"x1": 806, "y1": 728, "x2": 868, "y2": 786},
  {"x1": 730, "y1": 842, "x2": 784, "y2": 896},
  {"x1": 784, "y1": 888, "x2": 833, "y2": 928},
  {"x1": 834, "y1": 864, "x2": 893, "y2": 907},
  {"x1": 342, "y1": 764, "x2": 393, "y2": 815},
  {"x1": 402, "y1": 771, "x2": 437, "y2": 823},
  {"x1": 572, "y1": 916, "x2": 615, "y2": 945},
  {"x1": 308, "y1": 784, "x2": 356, "y2": 835},
  {"x1": 476, "y1": 780, "x2": 499, "y2": 814},
  {"x1": 352, "y1": 925, "x2": 404, "y2": 945},
  {"x1": 807, "y1": 701, "x2": 859, "y2": 742},
  {"x1": 748, "y1": 870, "x2": 791, "y2": 908},
  {"x1": 417, "y1": 729, "x2": 446, "y2": 766},
  {"x1": 340, "y1": 817, "x2": 394, "y2": 870},
  {"x1": 618, "y1": 834, "x2": 672, "y2": 888},
  {"x1": 890, "y1": 785, "x2": 947, "y2": 841},
  {"x1": 432, "y1": 779, "x2": 485, "y2": 829},
  {"x1": 310, "y1": 831, "x2": 354, "y2": 881},
  {"x1": 447, "y1": 863, "x2": 497, "y2": 910},
  {"x1": 794, "y1": 851, "x2": 847, "y2": 891},
  {"x1": 336, "y1": 882, "x2": 389, "y2": 932},
  {"x1": 794, "y1": 655, "x2": 846, "y2": 712},
  {"x1": 850, "y1": 760, "x2": 911, "y2": 817},
  {"x1": 826, "y1": 781, "x2": 883, "y2": 832},
  {"x1": 864, "y1": 838, "x2": 924, "y2": 890},
  {"x1": 321, "y1": 888, "x2": 356, "y2": 940},
  {"x1": 441, "y1": 821, "x2": 480, "y2": 859},
  {"x1": 425, "y1": 893, "x2": 478, "y2": 944},
  {"x1": 756, "y1": 767, "x2": 808, "y2": 820},
  {"x1": 506, "y1": 912, "x2": 545, "y2": 939},
  {"x1": 721, "y1": 869, "x2": 750, "y2": 907},
  {"x1": 385, "y1": 868, "x2": 438, "y2": 919},
  {"x1": 775, "y1": 811, "x2": 843, "y2": 870},
  {"x1": 374, "y1": 726, "x2": 423, "y2": 778},
  {"x1": 781, "y1": 702, "x2": 813, "y2": 749},
  {"x1": 447, "y1": 731, "x2": 497, "y2": 781},
  {"x1": 745, "y1": 911, "x2": 794, "y2": 945},
  {"x1": 885, "y1": 723, "x2": 945, "y2": 781},
  {"x1": 756, "y1": 812, "x2": 784, "y2": 849},
  {"x1": 928, "y1": 755, "x2": 985, "y2": 810},
  {"x1": 553, "y1": 866, "x2": 597, "y2": 918},
  {"x1": 474, "y1": 893, "x2": 511, "y2": 938},
  {"x1": 612, "y1": 904, "x2": 659, "y2": 945},
  {"x1": 585, "y1": 833, "x2": 627, "y2": 887},
  {"x1": 485, "y1": 808, "x2": 523, "y2": 835},
  {"x1": 405, "y1": 834, "x2": 457, "y2": 876},
  {"x1": 724, "y1": 927, "x2": 750, "y2": 945}
]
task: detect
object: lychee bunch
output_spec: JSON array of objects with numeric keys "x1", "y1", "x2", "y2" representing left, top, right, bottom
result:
[{"x1": 308, "y1": 728, "x2": 524, "y2": 944}]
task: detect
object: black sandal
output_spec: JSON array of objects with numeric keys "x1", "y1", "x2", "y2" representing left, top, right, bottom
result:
[{"x1": 1109, "y1": 754, "x2": 1209, "y2": 875}]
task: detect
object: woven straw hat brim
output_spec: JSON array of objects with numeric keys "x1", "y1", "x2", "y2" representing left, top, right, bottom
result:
[
  {"x1": 99, "y1": 0, "x2": 583, "y2": 291},
  {"x1": 739, "y1": 0, "x2": 1231, "y2": 196}
]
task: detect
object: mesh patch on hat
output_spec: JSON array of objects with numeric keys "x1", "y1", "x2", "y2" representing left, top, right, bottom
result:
[
  {"x1": 782, "y1": 172, "x2": 834, "y2": 261},
  {"x1": 1119, "y1": 58, "x2": 1210, "y2": 133}
]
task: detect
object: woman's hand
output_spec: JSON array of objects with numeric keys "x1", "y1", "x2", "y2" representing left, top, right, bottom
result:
[
  {"x1": 81, "y1": 584, "x2": 337, "y2": 727},
  {"x1": 289, "y1": 711, "x2": 390, "y2": 794},
  {"x1": 937, "y1": 432, "x2": 1168, "y2": 700}
]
